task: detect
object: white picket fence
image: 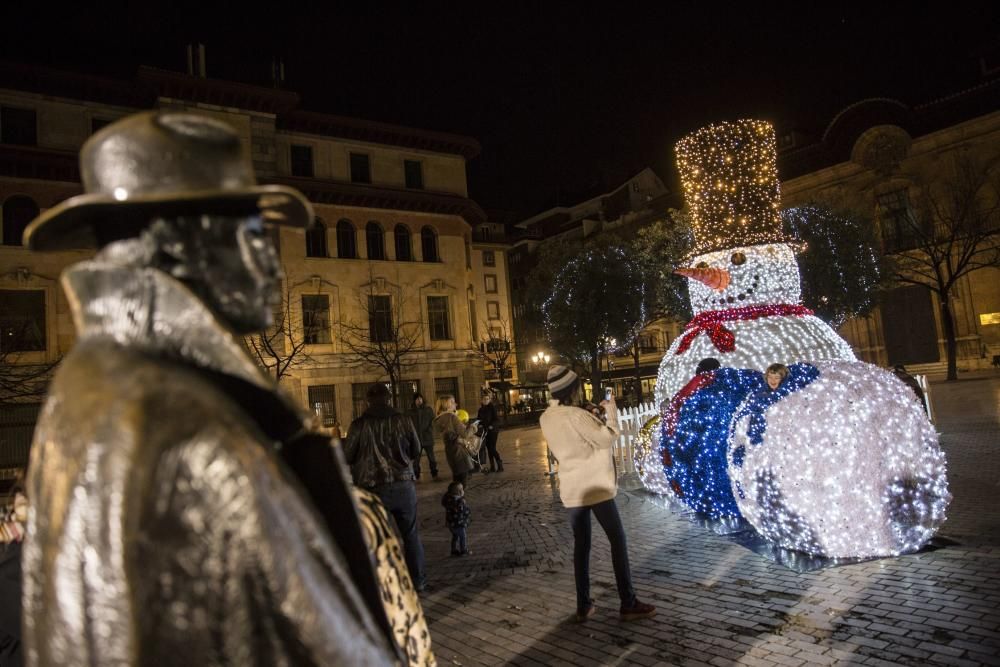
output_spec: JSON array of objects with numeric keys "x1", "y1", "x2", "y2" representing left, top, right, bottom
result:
[{"x1": 614, "y1": 401, "x2": 658, "y2": 478}]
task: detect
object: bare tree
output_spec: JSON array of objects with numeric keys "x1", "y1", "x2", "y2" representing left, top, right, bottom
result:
[
  {"x1": 477, "y1": 317, "x2": 515, "y2": 414},
  {"x1": 244, "y1": 278, "x2": 315, "y2": 383},
  {"x1": 0, "y1": 350, "x2": 58, "y2": 404},
  {"x1": 887, "y1": 155, "x2": 1000, "y2": 380},
  {"x1": 340, "y1": 270, "x2": 424, "y2": 405}
]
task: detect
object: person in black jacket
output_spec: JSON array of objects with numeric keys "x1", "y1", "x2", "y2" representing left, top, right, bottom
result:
[
  {"x1": 441, "y1": 482, "x2": 471, "y2": 556},
  {"x1": 477, "y1": 392, "x2": 504, "y2": 473},
  {"x1": 407, "y1": 393, "x2": 439, "y2": 481},
  {"x1": 345, "y1": 383, "x2": 427, "y2": 591}
]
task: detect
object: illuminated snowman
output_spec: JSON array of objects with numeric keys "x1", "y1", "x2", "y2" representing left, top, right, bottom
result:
[
  {"x1": 727, "y1": 359, "x2": 950, "y2": 558},
  {"x1": 653, "y1": 120, "x2": 855, "y2": 407},
  {"x1": 640, "y1": 120, "x2": 855, "y2": 494}
]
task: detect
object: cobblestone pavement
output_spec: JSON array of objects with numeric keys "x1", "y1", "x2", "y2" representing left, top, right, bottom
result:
[{"x1": 414, "y1": 377, "x2": 1000, "y2": 666}]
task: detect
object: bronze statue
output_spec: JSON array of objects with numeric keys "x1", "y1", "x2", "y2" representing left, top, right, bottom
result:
[{"x1": 22, "y1": 112, "x2": 405, "y2": 665}]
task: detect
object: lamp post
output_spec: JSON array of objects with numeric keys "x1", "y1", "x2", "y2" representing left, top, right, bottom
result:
[{"x1": 531, "y1": 351, "x2": 550, "y2": 367}]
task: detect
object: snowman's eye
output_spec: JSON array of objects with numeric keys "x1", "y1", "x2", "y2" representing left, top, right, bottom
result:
[
  {"x1": 730, "y1": 252, "x2": 746, "y2": 266},
  {"x1": 696, "y1": 261, "x2": 709, "y2": 269}
]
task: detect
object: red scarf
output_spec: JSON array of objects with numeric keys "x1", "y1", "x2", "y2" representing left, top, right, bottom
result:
[{"x1": 674, "y1": 304, "x2": 814, "y2": 355}]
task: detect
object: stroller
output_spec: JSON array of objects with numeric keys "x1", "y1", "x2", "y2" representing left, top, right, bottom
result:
[{"x1": 465, "y1": 419, "x2": 488, "y2": 472}]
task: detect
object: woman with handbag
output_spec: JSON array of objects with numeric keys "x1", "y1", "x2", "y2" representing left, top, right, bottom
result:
[{"x1": 434, "y1": 395, "x2": 479, "y2": 484}]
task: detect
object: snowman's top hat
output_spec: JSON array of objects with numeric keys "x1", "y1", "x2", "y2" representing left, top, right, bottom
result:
[{"x1": 675, "y1": 119, "x2": 795, "y2": 257}]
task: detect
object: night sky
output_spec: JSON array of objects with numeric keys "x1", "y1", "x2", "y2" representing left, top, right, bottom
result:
[{"x1": 3, "y1": 3, "x2": 998, "y2": 217}]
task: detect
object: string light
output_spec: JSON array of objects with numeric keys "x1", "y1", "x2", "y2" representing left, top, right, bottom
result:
[
  {"x1": 634, "y1": 118, "x2": 950, "y2": 560},
  {"x1": 657, "y1": 368, "x2": 765, "y2": 518},
  {"x1": 728, "y1": 360, "x2": 951, "y2": 558},
  {"x1": 676, "y1": 120, "x2": 783, "y2": 257}
]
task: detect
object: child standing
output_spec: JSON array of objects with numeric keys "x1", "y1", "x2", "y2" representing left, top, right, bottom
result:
[{"x1": 441, "y1": 482, "x2": 471, "y2": 556}]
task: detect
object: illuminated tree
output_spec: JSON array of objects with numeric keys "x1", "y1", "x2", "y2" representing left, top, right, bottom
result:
[
  {"x1": 542, "y1": 243, "x2": 647, "y2": 398},
  {"x1": 782, "y1": 204, "x2": 887, "y2": 327}
]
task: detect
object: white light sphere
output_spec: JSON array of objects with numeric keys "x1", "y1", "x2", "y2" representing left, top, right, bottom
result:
[{"x1": 727, "y1": 359, "x2": 951, "y2": 558}]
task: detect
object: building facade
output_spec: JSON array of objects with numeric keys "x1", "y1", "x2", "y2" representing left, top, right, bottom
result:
[
  {"x1": 0, "y1": 62, "x2": 508, "y2": 447},
  {"x1": 778, "y1": 78, "x2": 1000, "y2": 374}
]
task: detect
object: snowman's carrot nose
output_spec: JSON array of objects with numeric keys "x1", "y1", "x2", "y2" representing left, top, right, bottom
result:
[{"x1": 675, "y1": 266, "x2": 731, "y2": 291}]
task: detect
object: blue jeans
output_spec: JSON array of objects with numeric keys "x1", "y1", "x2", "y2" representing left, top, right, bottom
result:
[
  {"x1": 372, "y1": 481, "x2": 426, "y2": 587},
  {"x1": 450, "y1": 526, "x2": 467, "y2": 554},
  {"x1": 567, "y1": 498, "x2": 636, "y2": 611}
]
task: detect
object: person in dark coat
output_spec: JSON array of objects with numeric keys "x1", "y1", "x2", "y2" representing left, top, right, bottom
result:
[
  {"x1": 407, "y1": 393, "x2": 439, "y2": 480},
  {"x1": 0, "y1": 476, "x2": 26, "y2": 667},
  {"x1": 892, "y1": 364, "x2": 928, "y2": 413},
  {"x1": 441, "y1": 482, "x2": 472, "y2": 556},
  {"x1": 477, "y1": 392, "x2": 504, "y2": 473},
  {"x1": 345, "y1": 383, "x2": 427, "y2": 591}
]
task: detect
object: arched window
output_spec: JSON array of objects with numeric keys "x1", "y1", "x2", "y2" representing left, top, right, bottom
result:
[
  {"x1": 420, "y1": 226, "x2": 438, "y2": 262},
  {"x1": 394, "y1": 224, "x2": 412, "y2": 261},
  {"x1": 366, "y1": 221, "x2": 385, "y2": 260},
  {"x1": 305, "y1": 218, "x2": 328, "y2": 258},
  {"x1": 336, "y1": 219, "x2": 356, "y2": 259},
  {"x1": 2, "y1": 195, "x2": 39, "y2": 246}
]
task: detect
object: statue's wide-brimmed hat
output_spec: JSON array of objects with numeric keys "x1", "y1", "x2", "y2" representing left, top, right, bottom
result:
[
  {"x1": 25, "y1": 111, "x2": 312, "y2": 251},
  {"x1": 675, "y1": 119, "x2": 797, "y2": 257}
]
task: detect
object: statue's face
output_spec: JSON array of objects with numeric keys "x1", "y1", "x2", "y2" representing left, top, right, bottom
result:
[{"x1": 173, "y1": 214, "x2": 282, "y2": 333}]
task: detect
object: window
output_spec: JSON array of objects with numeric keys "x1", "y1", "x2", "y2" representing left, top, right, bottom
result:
[
  {"x1": 368, "y1": 295, "x2": 392, "y2": 342},
  {"x1": 434, "y1": 376, "x2": 459, "y2": 404},
  {"x1": 308, "y1": 385, "x2": 337, "y2": 427},
  {"x1": 484, "y1": 274, "x2": 498, "y2": 293},
  {"x1": 91, "y1": 118, "x2": 112, "y2": 134},
  {"x1": 350, "y1": 152, "x2": 371, "y2": 183},
  {"x1": 404, "y1": 160, "x2": 423, "y2": 189},
  {"x1": 0, "y1": 290, "x2": 45, "y2": 353},
  {"x1": 352, "y1": 382, "x2": 372, "y2": 419},
  {"x1": 427, "y1": 296, "x2": 451, "y2": 340},
  {"x1": 290, "y1": 144, "x2": 314, "y2": 178},
  {"x1": 482, "y1": 250, "x2": 496, "y2": 267},
  {"x1": 2, "y1": 196, "x2": 39, "y2": 246},
  {"x1": 398, "y1": 379, "x2": 421, "y2": 410},
  {"x1": 394, "y1": 224, "x2": 412, "y2": 261},
  {"x1": 301, "y1": 294, "x2": 331, "y2": 344},
  {"x1": 420, "y1": 226, "x2": 438, "y2": 262},
  {"x1": 464, "y1": 235, "x2": 472, "y2": 269},
  {"x1": 305, "y1": 218, "x2": 328, "y2": 257},
  {"x1": 336, "y1": 219, "x2": 357, "y2": 258},
  {"x1": 487, "y1": 301, "x2": 501, "y2": 320},
  {"x1": 366, "y1": 222, "x2": 385, "y2": 260},
  {"x1": 468, "y1": 299, "x2": 478, "y2": 342},
  {"x1": 877, "y1": 189, "x2": 922, "y2": 252},
  {"x1": 0, "y1": 106, "x2": 37, "y2": 146}
]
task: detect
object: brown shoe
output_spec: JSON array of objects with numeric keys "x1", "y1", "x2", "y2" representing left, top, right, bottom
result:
[
  {"x1": 574, "y1": 606, "x2": 595, "y2": 623},
  {"x1": 619, "y1": 600, "x2": 656, "y2": 621}
]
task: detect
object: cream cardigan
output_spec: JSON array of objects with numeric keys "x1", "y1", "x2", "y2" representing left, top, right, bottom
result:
[{"x1": 539, "y1": 400, "x2": 620, "y2": 508}]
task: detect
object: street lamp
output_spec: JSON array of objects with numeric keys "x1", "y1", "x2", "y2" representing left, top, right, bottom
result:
[{"x1": 531, "y1": 351, "x2": 550, "y2": 366}]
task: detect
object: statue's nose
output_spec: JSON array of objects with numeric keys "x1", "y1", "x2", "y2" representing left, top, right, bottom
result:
[{"x1": 674, "y1": 266, "x2": 731, "y2": 291}]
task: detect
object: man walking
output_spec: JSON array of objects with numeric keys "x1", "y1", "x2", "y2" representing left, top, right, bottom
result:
[
  {"x1": 345, "y1": 384, "x2": 427, "y2": 590},
  {"x1": 407, "y1": 393, "x2": 439, "y2": 480}
]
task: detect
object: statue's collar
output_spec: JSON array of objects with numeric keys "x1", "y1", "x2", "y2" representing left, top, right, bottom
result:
[{"x1": 62, "y1": 261, "x2": 276, "y2": 395}]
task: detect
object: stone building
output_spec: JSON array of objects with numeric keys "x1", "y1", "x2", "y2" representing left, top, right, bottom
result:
[
  {"x1": 778, "y1": 76, "x2": 1000, "y2": 373},
  {"x1": 0, "y1": 61, "x2": 507, "y2": 456}
]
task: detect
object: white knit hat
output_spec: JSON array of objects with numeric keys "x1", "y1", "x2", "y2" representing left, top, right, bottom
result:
[{"x1": 547, "y1": 365, "x2": 578, "y2": 395}]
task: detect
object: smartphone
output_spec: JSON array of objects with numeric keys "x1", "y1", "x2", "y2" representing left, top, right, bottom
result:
[{"x1": 604, "y1": 387, "x2": 614, "y2": 402}]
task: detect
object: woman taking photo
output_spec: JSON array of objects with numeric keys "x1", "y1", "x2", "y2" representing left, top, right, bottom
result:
[
  {"x1": 434, "y1": 395, "x2": 478, "y2": 484},
  {"x1": 539, "y1": 365, "x2": 656, "y2": 623}
]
